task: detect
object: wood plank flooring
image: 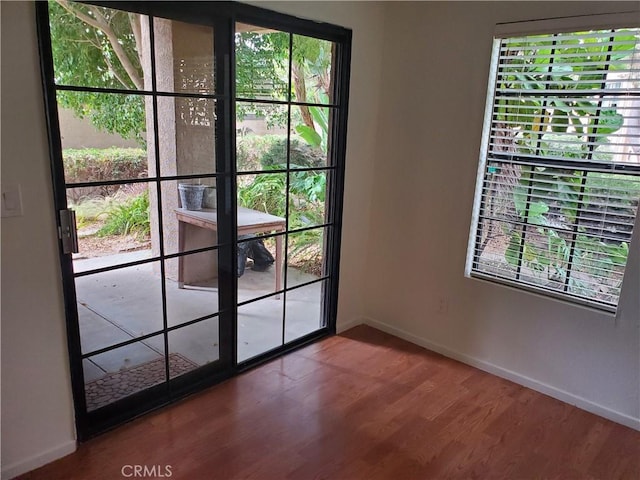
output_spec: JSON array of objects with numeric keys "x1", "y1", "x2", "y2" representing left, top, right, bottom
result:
[{"x1": 20, "y1": 325, "x2": 640, "y2": 479}]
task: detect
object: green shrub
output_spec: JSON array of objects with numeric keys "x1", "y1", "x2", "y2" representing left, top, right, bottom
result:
[
  {"x1": 237, "y1": 171, "x2": 287, "y2": 216},
  {"x1": 97, "y1": 191, "x2": 150, "y2": 239},
  {"x1": 237, "y1": 168, "x2": 326, "y2": 275},
  {"x1": 63, "y1": 148, "x2": 147, "y2": 198},
  {"x1": 71, "y1": 196, "x2": 110, "y2": 229},
  {"x1": 236, "y1": 134, "x2": 325, "y2": 172},
  {"x1": 288, "y1": 228, "x2": 324, "y2": 276},
  {"x1": 259, "y1": 137, "x2": 325, "y2": 169},
  {"x1": 236, "y1": 135, "x2": 278, "y2": 172}
]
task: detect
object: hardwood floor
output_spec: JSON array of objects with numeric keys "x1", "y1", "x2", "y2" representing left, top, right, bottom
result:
[{"x1": 20, "y1": 325, "x2": 640, "y2": 480}]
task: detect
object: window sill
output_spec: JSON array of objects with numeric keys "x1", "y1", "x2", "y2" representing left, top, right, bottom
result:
[{"x1": 465, "y1": 271, "x2": 618, "y2": 318}]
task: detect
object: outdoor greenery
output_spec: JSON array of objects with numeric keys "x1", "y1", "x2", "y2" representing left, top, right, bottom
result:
[
  {"x1": 64, "y1": 147, "x2": 150, "y2": 243},
  {"x1": 234, "y1": 29, "x2": 332, "y2": 274},
  {"x1": 71, "y1": 195, "x2": 110, "y2": 230},
  {"x1": 238, "y1": 162, "x2": 327, "y2": 275},
  {"x1": 97, "y1": 191, "x2": 150, "y2": 239},
  {"x1": 295, "y1": 94, "x2": 330, "y2": 150},
  {"x1": 238, "y1": 171, "x2": 287, "y2": 216},
  {"x1": 238, "y1": 169, "x2": 325, "y2": 223},
  {"x1": 236, "y1": 30, "x2": 332, "y2": 131},
  {"x1": 51, "y1": 5, "x2": 331, "y2": 274},
  {"x1": 50, "y1": 2, "x2": 332, "y2": 144},
  {"x1": 484, "y1": 30, "x2": 639, "y2": 296},
  {"x1": 235, "y1": 26, "x2": 332, "y2": 254},
  {"x1": 63, "y1": 147, "x2": 147, "y2": 202},
  {"x1": 237, "y1": 134, "x2": 325, "y2": 171},
  {"x1": 70, "y1": 187, "x2": 150, "y2": 239},
  {"x1": 260, "y1": 137, "x2": 326, "y2": 169},
  {"x1": 63, "y1": 147, "x2": 147, "y2": 183},
  {"x1": 48, "y1": 1, "x2": 145, "y2": 142}
]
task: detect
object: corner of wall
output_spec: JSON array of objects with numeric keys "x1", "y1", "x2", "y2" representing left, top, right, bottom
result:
[
  {"x1": 358, "y1": 0, "x2": 640, "y2": 431},
  {"x1": 336, "y1": 316, "x2": 365, "y2": 334},
  {"x1": 360, "y1": 315, "x2": 640, "y2": 431}
]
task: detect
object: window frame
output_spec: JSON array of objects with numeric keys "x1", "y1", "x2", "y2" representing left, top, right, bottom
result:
[{"x1": 466, "y1": 13, "x2": 640, "y2": 314}]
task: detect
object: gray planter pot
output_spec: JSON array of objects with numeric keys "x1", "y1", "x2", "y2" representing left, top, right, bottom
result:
[{"x1": 178, "y1": 184, "x2": 206, "y2": 210}]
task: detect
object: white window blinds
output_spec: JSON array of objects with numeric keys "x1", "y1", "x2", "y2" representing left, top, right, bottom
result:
[{"x1": 469, "y1": 26, "x2": 640, "y2": 312}]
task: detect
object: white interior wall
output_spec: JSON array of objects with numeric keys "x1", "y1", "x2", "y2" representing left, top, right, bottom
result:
[
  {"x1": 0, "y1": 1, "x2": 386, "y2": 478},
  {"x1": 364, "y1": 1, "x2": 640, "y2": 428},
  {"x1": 1, "y1": 2, "x2": 77, "y2": 479}
]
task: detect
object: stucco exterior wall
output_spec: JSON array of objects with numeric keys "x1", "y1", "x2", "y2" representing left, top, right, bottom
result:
[{"x1": 58, "y1": 108, "x2": 141, "y2": 149}]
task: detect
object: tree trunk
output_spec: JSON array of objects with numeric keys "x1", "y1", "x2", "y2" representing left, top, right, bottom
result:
[
  {"x1": 292, "y1": 62, "x2": 314, "y2": 129},
  {"x1": 477, "y1": 123, "x2": 520, "y2": 256},
  {"x1": 129, "y1": 13, "x2": 144, "y2": 77}
]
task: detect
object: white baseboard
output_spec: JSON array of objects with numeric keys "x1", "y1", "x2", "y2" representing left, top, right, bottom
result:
[
  {"x1": 362, "y1": 316, "x2": 640, "y2": 431},
  {"x1": 336, "y1": 317, "x2": 364, "y2": 333},
  {"x1": 1, "y1": 440, "x2": 76, "y2": 480}
]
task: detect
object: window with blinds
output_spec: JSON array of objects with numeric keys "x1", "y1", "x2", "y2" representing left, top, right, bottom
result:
[{"x1": 468, "y1": 26, "x2": 640, "y2": 312}]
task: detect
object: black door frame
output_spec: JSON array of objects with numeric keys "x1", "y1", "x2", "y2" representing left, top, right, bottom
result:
[{"x1": 36, "y1": 0, "x2": 351, "y2": 440}]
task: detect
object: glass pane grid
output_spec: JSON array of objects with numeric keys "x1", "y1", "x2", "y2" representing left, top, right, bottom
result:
[
  {"x1": 46, "y1": 1, "x2": 345, "y2": 422},
  {"x1": 49, "y1": 5, "x2": 225, "y2": 410},
  {"x1": 233, "y1": 23, "x2": 334, "y2": 357}
]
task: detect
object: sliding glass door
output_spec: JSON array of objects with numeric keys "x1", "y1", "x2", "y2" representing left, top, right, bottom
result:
[
  {"x1": 37, "y1": 0, "x2": 351, "y2": 439},
  {"x1": 234, "y1": 24, "x2": 340, "y2": 362}
]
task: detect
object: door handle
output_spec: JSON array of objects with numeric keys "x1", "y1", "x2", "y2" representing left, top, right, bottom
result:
[{"x1": 59, "y1": 209, "x2": 79, "y2": 254}]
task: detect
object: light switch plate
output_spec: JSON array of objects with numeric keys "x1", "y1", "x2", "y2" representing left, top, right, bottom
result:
[{"x1": 1, "y1": 184, "x2": 23, "y2": 217}]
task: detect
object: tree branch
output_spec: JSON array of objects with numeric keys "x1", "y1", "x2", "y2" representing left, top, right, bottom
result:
[
  {"x1": 103, "y1": 50, "x2": 131, "y2": 88},
  {"x1": 85, "y1": 5, "x2": 143, "y2": 89},
  {"x1": 56, "y1": 0, "x2": 143, "y2": 89},
  {"x1": 57, "y1": 0, "x2": 101, "y2": 31},
  {"x1": 84, "y1": 30, "x2": 127, "y2": 89}
]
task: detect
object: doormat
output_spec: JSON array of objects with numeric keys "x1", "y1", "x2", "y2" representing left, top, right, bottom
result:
[{"x1": 85, "y1": 353, "x2": 199, "y2": 411}]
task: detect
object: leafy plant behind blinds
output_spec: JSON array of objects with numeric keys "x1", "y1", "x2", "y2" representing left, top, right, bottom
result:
[{"x1": 473, "y1": 28, "x2": 640, "y2": 309}]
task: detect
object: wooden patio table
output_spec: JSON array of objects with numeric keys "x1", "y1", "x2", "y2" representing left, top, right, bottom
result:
[{"x1": 175, "y1": 207, "x2": 286, "y2": 292}]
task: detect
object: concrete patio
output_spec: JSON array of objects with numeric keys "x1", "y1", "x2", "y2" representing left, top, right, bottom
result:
[{"x1": 74, "y1": 250, "x2": 323, "y2": 410}]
